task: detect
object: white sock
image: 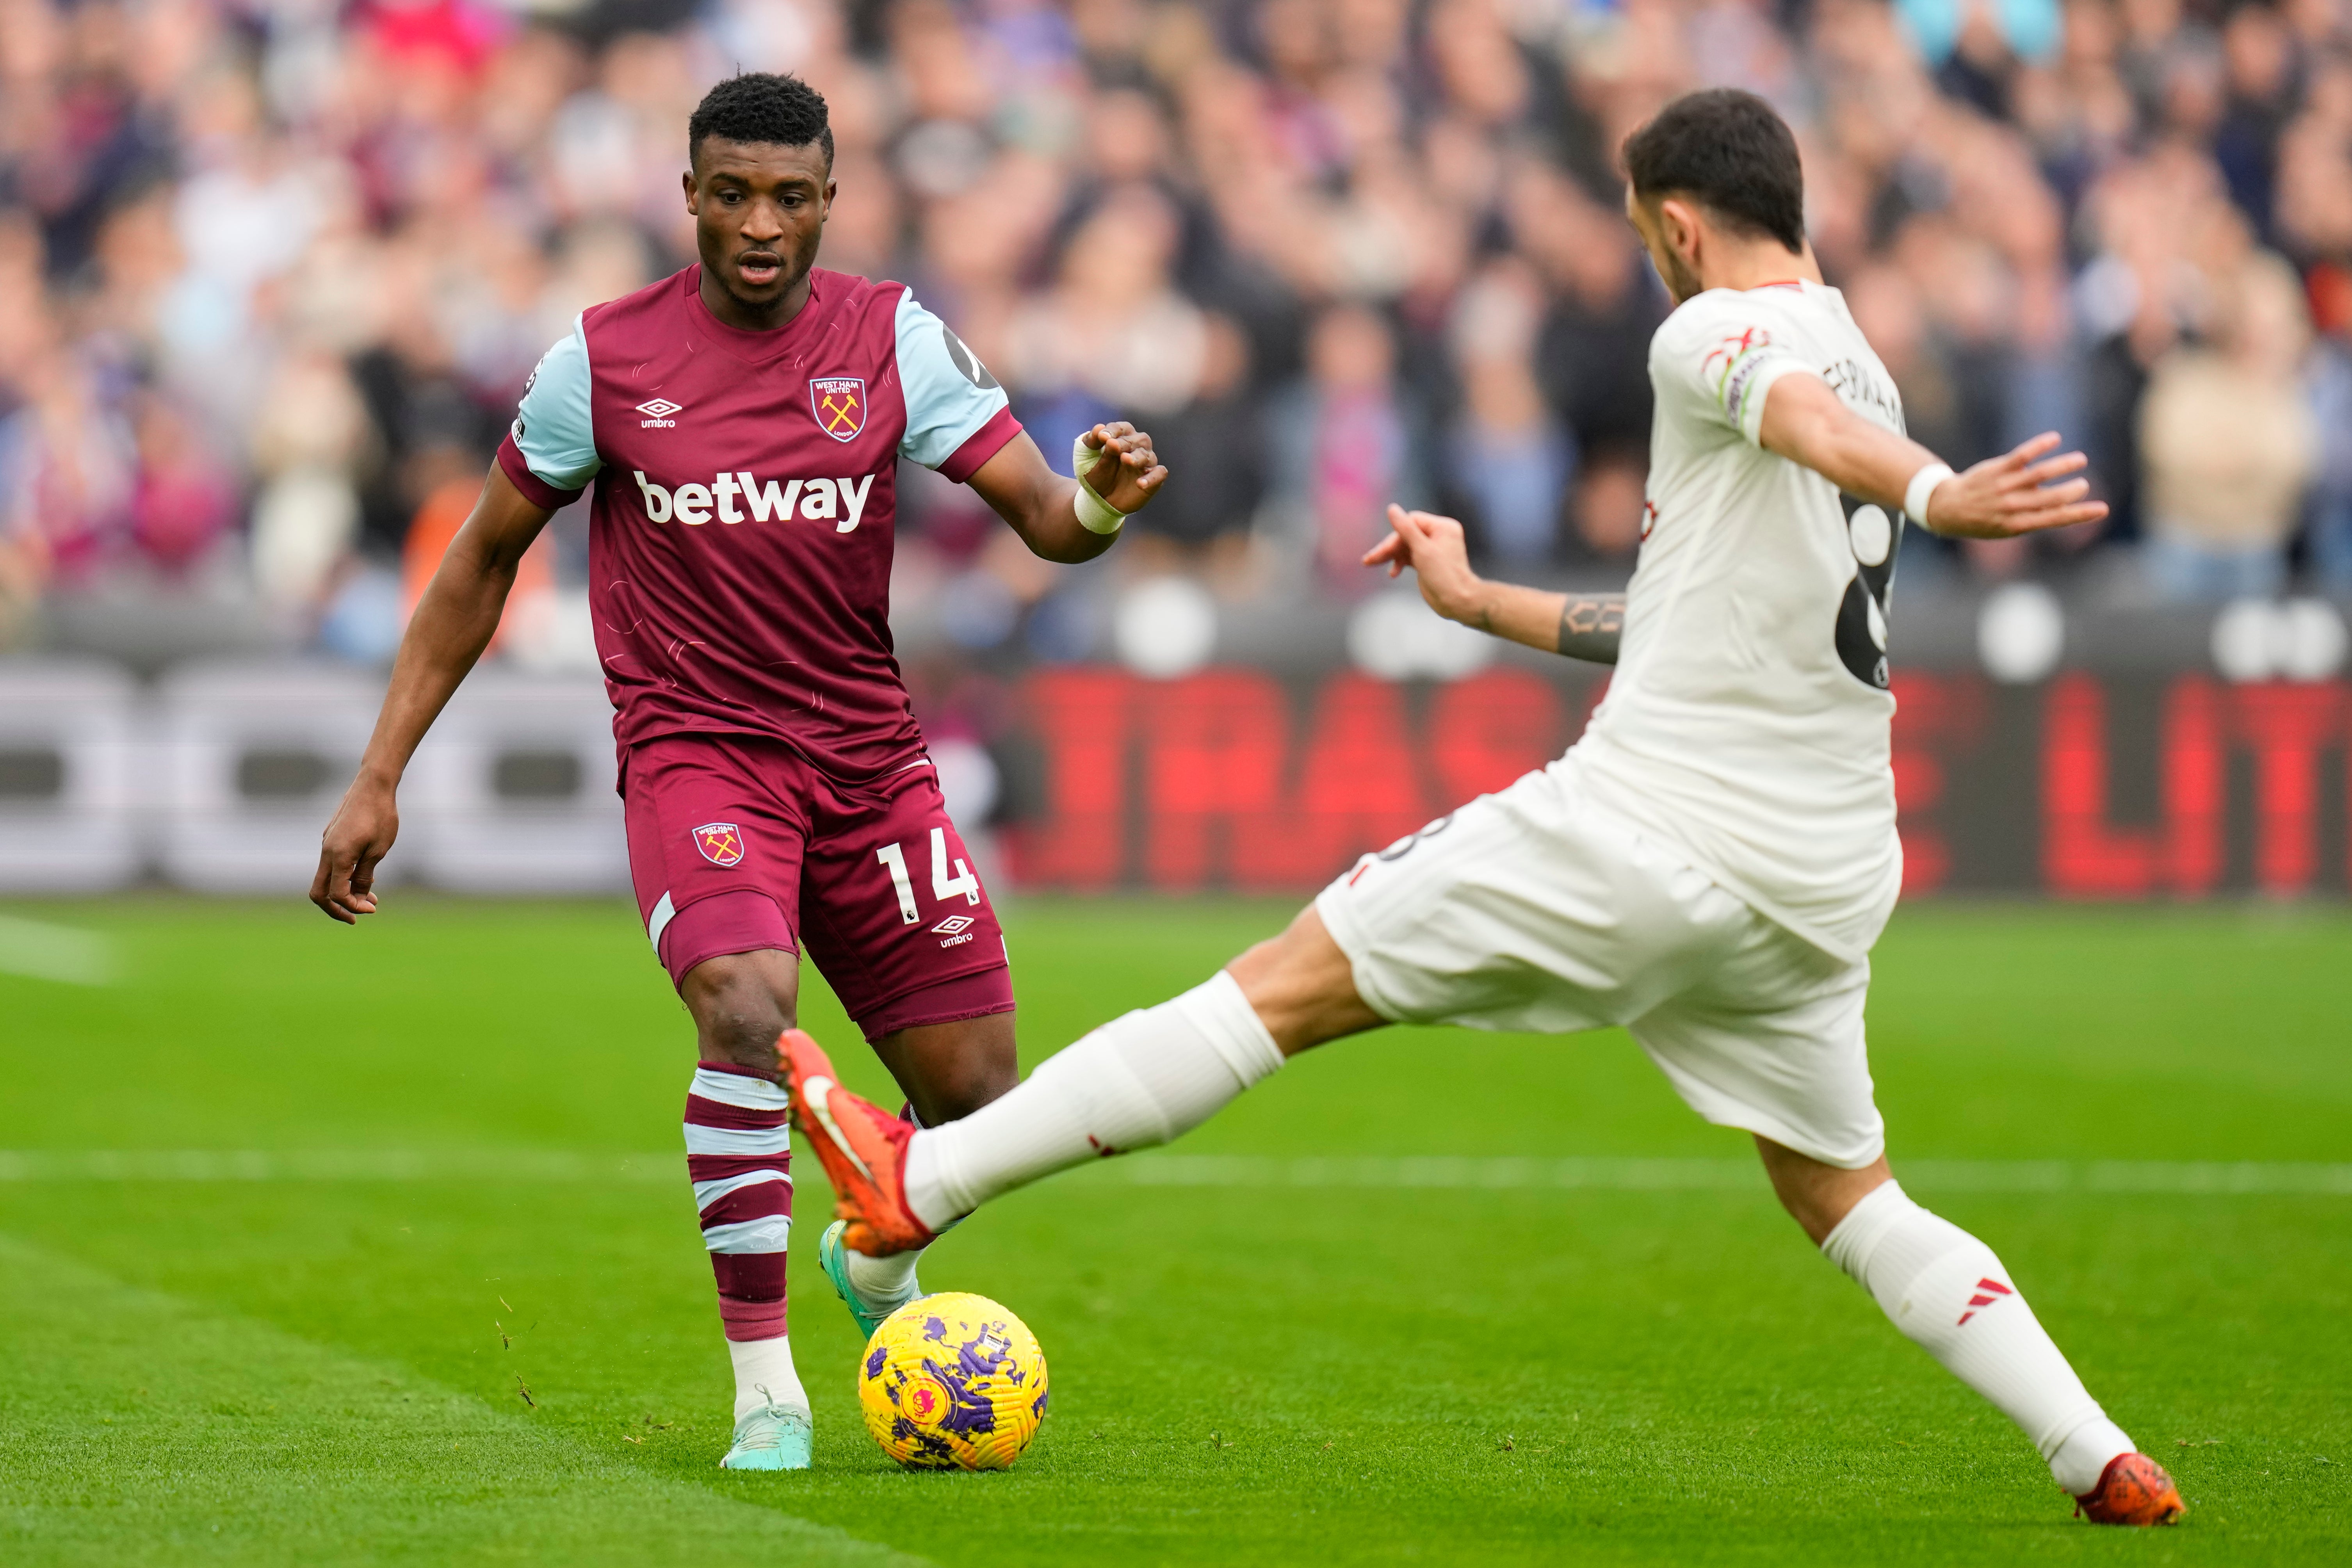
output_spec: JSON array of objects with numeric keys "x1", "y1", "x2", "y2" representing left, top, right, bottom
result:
[
  {"x1": 727, "y1": 1334, "x2": 808, "y2": 1423},
  {"x1": 844, "y1": 1243, "x2": 923, "y2": 1307},
  {"x1": 903, "y1": 970, "x2": 1285, "y2": 1230},
  {"x1": 846, "y1": 1102, "x2": 938, "y2": 1305},
  {"x1": 1821, "y1": 1181, "x2": 2133, "y2": 1494}
]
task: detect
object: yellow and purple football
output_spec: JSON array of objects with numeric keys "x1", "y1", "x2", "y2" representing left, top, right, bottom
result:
[{"x1": 857, "y1": 1292, "x2": 1049, "y2": 1471}]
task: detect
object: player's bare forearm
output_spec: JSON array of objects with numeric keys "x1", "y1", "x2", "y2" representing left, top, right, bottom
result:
[
  {"x1": 311, "y1": 464, "x2": 552, "y2": 923},
  {"x1": 1365, "y1": 504, "x2": 1622, "y2": 664},
  {"x1": 991, "y1": 473, "x2": 1118, "y2": 564},
  {"x1": 1758, "y1": 373, "x2": 2108, "y2": 540},
  {"x1": 1457, "y1": 578, "x2": 1570, "y2": 655},
  {"x1": 967, "y1": 425, "x2": 1166, "y2": 564},
  {"x1": 356, "y1": 466, "x2": 550, "y2": 784},
  {"x1": 1757, "y1": 372, "x2": 1938, "y2": 512}
]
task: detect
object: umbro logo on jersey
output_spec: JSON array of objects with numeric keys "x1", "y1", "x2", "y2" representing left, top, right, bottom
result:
[
  {"x1": 1956, "y1": 1277, "x2": 2013, "y2": 1326},
  {"x1": 930, "y1": 915, "x2": 975, "y2": 936},
  {"x1": 632, "y1": 470, "x2": 877, "y2": 533},
  {"x1": 636, "y1": 397, "x2": 682, "y2": 428}
]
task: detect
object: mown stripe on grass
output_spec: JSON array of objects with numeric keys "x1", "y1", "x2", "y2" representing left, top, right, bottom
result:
[
  {"x1": 0, "y1": 913, "x2": 118, "y2": 986},
  {"x1": 1116, "y1": 1154, "x2": 2352, "y2": 1195},
  {"x1": 0, "y1": 1231, "x2": 931, "y2": 1568},
  {"x1": 2, "y1": 1149, "x2": 2348, "y2": 1194},
  {"x1": 0, "y1": 1150, "x2": 678, "y2": 1182}
]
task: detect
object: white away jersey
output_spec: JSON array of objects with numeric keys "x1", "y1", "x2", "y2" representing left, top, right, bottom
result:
[{"x1": 1572, "y1": 281, "x2": 1910, "y2": 962}]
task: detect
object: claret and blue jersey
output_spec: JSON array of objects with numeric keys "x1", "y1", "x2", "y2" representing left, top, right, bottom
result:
[{"x1": 497, "y1": 265, "x2": 1022, "y2": 780}]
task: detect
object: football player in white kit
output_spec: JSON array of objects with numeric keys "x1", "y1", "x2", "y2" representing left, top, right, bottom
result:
[{"x1": 781, "y1": 90, "x2": 2184, "y2": 1525}]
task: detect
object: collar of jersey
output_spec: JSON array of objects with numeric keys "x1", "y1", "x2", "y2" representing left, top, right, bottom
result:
[{"x1": 683, "y1": 265, "x2": 833, "y2": 367}]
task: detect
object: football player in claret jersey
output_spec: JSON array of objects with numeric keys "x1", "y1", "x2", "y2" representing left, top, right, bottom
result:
[
  {"x1": 310, "y1": 72, "x2": 1166, "y2": 1470},
  {"x1": 781, "y1": 91, "x2": 2185, "y2": 1524}
]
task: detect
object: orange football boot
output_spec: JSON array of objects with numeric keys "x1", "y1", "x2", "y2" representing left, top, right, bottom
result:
[
  {"x1": 776, "y1": 1028, "x2": 936, "y2": 1256},
  {"x1": 2074, "y1": 1453, "x2": 2186, "y2": 1526}
]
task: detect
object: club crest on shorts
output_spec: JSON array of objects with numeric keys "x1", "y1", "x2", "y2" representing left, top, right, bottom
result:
[
  {"x1": 810, "y1": 377, "x2": 865, "y2": 442},
  {"x1": 692, "y1": 822, "x2": 744, "y2": 867}
]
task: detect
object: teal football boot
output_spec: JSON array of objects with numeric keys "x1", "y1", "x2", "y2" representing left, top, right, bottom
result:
[
  {"x1": 820, "y1": 1218, "x2": 922, "y2": 1340},
  {"x1": 718, "y1": 1393, "x2": 812, "y2": 1471}
]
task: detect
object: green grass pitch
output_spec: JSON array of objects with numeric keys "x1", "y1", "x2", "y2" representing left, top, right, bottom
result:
[{"x1": 1, "y1": 895, "x2": 2347, "y2": 1565}]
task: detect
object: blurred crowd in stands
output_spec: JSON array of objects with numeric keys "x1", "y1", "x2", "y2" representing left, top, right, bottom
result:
[{"x1": 3, "y1": 0, "x2": 2352, "y2": 671}]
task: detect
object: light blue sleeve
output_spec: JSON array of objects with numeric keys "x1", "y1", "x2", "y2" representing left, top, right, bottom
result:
[
  {"x1": 894, "y1": 290, "x2": 1013, "y2": 471},
  {"x1": 511, "y1": 317, "x2": 601, "y2": 490}
]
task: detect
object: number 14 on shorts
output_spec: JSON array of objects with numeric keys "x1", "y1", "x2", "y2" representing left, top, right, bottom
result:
[{"x1": 876, "y1": 828, "x2": 982, "y2": 925}]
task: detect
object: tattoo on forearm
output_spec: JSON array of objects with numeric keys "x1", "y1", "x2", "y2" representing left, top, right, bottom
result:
[{"x1": 1556, "y1": 593, "x2": 1625, "y2": 665}]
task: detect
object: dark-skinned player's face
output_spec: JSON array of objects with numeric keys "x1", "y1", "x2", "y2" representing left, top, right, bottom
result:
[{"x1": 684, "y1": 137, "x2": 834, "y2": 313}]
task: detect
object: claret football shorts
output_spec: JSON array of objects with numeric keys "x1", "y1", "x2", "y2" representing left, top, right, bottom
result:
[
  {"x1": 1314, "y1": 755, "x2": 1886, "y2": 1169},
  {"x1": 621, "y1": 732, "x2": 1013, "y2": 1040}
]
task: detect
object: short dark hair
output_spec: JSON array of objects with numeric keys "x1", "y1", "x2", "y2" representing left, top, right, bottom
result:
[
  {"x1": 688, "y1": 72, "x2": 834, "y2": 169},
  {"x1": 1622, "y1": 89, "x2": 1805, "y2": 253}
]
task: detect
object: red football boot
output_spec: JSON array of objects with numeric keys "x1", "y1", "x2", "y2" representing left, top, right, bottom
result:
[
  {"x1": 777, "y1": 1028, "x2": 936, "y2": 1256},
  {"x1": 2074, "y1": 1453, "x2": 2186, "y2": 1525}
]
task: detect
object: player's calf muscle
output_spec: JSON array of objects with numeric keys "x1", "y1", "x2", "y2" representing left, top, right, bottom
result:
[{"x1": 1756, "y1": 1135, "x2": 1892, "y2": 1244}]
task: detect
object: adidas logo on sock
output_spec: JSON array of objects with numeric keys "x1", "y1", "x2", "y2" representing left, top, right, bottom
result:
[{"x1": 1957, "y1": 1276, "x2": 2014, "y2": 1326}]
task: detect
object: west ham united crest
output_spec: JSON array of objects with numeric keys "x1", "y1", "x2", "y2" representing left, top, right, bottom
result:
[
  {"x1": 692, "y1": 822, "x2": 744, "y2": 867},
  {"x1": 809, "y1": 376, "x2": 865, "y2": 442}
]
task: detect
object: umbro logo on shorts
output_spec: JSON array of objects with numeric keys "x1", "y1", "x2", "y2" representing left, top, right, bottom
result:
[
  {"x1": 693, "y1": 822, "x2": 744, "y2": 866},
  {"x1": 931, "y1": 916, "x2": 975, "y2": 936},
  {"x1": 1956, "y1": 1277, "x2": 2013, "y2": 1326}
]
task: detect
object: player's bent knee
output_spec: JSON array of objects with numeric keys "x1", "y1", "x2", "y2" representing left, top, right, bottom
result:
[
  {"x1": 1229, "y1": 906, "x2": 1383, "y2": 1057},
  {"x1": 682, "y1": 949, "x2": 799, "y2": 1069}
]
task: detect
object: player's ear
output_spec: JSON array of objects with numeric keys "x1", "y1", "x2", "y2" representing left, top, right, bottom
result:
[
  {"x1": 1659, "y1": 198, "x2": 1700, "y2": 262},
  {"x1": 683, "y1": 167, "x2": 699, "y2": 214}
]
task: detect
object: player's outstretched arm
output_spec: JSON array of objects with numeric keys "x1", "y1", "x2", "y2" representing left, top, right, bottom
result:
[
  {"x1": 1757, "y1": 373, "x2": 2110, "y2": 539},
  {"x1": 1364, "y1": 504, "x2": 1622, "y2": 664},
  {"x1": 966, "y1": 422, "x2": 1167, "y2": 564},
  {"x1": 310, "y1": 464, "x2": 554, "y2": 924}
]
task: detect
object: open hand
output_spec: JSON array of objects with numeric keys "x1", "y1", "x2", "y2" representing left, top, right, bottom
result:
[
  {"x1": 1081, "y1": 422, "x2": 1168, "y2": 514},
  {"x1": 311, "y1": 776, "x2": 399, "y2": 924},
  {"x1": 1923, "y1": 432, "x2": 2110, "y2": 539}
]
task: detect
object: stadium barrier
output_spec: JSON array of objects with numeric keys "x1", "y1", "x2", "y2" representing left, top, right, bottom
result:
[
  {"x1": 0, "y1": 660, "x2": 146, "y2": 893},
  {"x1": 401, "y1": 676, "x2": 625, "y2": 894},
  {"x1": 0, "y1": 656, "x2": 2345, "y2": 898},
  {"x1": 0, "y1": 660, "x2": 629, "y2": 895},
  {"x1": 156, "y1": 661, "x2": 386, "y2": 893},
  {"x1": 993, "y1": 664, "x2": 2352, "y2": 900}
]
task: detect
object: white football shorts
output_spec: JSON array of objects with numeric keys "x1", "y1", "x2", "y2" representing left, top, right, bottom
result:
[{"x1": 1313, "y1": 755, "x2": 1886, "y2": 1169}]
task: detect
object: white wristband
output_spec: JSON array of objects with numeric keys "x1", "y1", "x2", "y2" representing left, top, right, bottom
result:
[
  {"x1": 1071, "y1": 434, "x2": 1127, "y2": 535},
  {"x1": 1903, "y1": 462, "x2": 1954, "y2": 527}
]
